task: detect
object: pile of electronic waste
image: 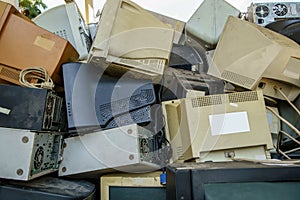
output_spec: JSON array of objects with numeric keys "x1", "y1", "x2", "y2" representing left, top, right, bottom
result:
[{"x1": 0, "y1": 0, "x2": 299, "y2": 199}]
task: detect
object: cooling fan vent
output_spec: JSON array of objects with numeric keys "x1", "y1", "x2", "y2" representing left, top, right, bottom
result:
[
  {"x1": 273, "y1": 3, "x2": 288, "y2": 16},
  {"x1": 34, "y1": 146, "x2": 44, "y2": 169},
  {"x1": 255, "y1": 5, "x2": 270, "y2": 18}
]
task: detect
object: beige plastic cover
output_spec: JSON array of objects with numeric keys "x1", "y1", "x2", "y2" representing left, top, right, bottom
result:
[
  {"x1": 208, "y1": 16, "x2": 300, "y2": 100},
  {"x1": 178, "y1": 90, "x2": 273, "y2": 161},
  {"x1": 186, "y1": 0, "x2": 240, "y2": 49},
  {"x1": 88, "y1": 0, "x2": 174, "y2": 76}
]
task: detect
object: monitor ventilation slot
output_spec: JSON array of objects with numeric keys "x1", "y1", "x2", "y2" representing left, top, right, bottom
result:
[
  {"x1": 54, "y1": 29, "x2": 68, "y2": 40},
  {"x1": 192, "y1": 95, "x2": 223, "y2": 107},
  {"x1": 228, "y1": 91, "x2": 259, "y2": 103},
  {"x1": 221, "y1": 70, "x2": 256, "y2": 89},
  {"x1": 0, "y1": 67, "x2": 19, "y2": 83}
]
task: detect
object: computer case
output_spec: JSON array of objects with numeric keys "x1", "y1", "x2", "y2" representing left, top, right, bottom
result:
[
  {"x1": 62, "y1": 62, "x2": 156, "y2": 131},
  {"x1": 0, "y1": 127, "x2": 64, "y2": 181},
  {"x1": 0, "y1": 176, "x2": 95, "y2": 199},
  {"x1": 247, "y1": 2, "x2": 300, "y2": 26},
  {"x1": 0, "y1": 2, "x2": 79, "y2": 86},
  {"x1": 59, "y1": 124, "x2": 163, "y2": 178},
  {"x1": 166, "y1": 162, "x2": 300, "y2": 200},
  {"x1": 0, "y1": 84, "x2": 66, "y2": 131}
]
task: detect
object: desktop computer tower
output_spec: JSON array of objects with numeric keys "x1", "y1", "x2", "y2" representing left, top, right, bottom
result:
[
  {"x1": 0, "y1": 127, "x2": 64, "y2": 181},
  {"x1": 0, "y1": 84, "x2": 66, "y2": 131},
  {"x1": 247, "y1": 2, "x2": 300, "y2": 26},
  {"x1": 59, "y1": 124, "x2": 164, "y2": 178}
]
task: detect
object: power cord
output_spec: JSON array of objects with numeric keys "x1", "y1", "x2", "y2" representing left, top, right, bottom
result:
[{"x1": 19, "y1": 67, "x2": 55, "y2": 90}]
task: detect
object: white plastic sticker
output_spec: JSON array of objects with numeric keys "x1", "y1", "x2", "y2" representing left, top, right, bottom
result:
[
  {"x1": 209, "y1": 112, "x2": 250, "y2": 136},
  {"x1": 0, "y1": 106, "x2": 11, "y2": 115}
]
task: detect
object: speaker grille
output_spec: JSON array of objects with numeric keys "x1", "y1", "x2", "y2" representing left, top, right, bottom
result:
[
  {"x1": 228, "y1": 91, "x2": 259, "y2": 103},
  {"x1": 192, "y1": 95, "x2": 223, "y2": 107},
  {"x1": 221, "y1": 70, "x2": 256, "y2": 89}
]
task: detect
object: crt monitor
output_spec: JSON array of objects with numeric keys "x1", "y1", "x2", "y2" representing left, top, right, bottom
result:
[
  {"x1": 87, "y1": 0, "x2": 174, "y2": 78},
  {"x1": 101, "y1": 171, "x2": 166, "y2": 200},
  {"x1": 62, "y1": 62, "x2": 156, "y2": 131},
  {"x1": 163, "y1": 90, "x2": 273, "y2": 162},
  {"x1": 185, "y1": 0, "x2": 240, "y2": 50},
  {"x1": 208, "y1": 16, "x2": 300, "y2": 101},
  {"x1": 33, "y1": 2, "x2": 91, "y2": 60}
]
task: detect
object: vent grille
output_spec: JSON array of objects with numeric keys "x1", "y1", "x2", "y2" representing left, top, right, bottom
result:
[
  {"x1": 255, "y1": 5, "x2": 270, "y2": 17},
  {"x1": 0, "y1": 67, "x2": 19, "y2": 82},
  {"x1": 221, "y1": 70, "x2": 255, "y2": 89},
  {"x1": 228, "y1": 91, "x2": 259, "y2": 103},
  {"x1": 192, "y1": 95, "x2": 223, "y2": 107},
  {"x1": 54, "y1": 29, "x2": 68, "y2": 40}
]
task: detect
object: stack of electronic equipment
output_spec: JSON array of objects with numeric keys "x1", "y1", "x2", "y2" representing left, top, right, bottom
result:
[
  {"x1": 163, "y1": 1, "x2": 300, "y2": 199},
  {"x1": 1, "y1": 0, "x2": 300, "y2": 199},
  {"x1": 0, "y1": 1, "x2": 98, "y2": 199}
]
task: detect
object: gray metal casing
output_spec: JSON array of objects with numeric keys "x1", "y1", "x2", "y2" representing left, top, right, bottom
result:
[
  {"x1": 248, "y1": 2, "x2": 300, "y2": 26},
  {"x1": 0, "y1": 128, "x2": 63, "y2": 181},
  {"x1": 59, "y1": 124, "x2": 161, "y2": 177}
]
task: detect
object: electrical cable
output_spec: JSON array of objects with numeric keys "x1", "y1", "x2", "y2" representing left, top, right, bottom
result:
[
  {"x1": 274, "y1": 86, "x2": 300, "y2": 116},
  {"x1": 266, "y1": 106, "x2": 300, "y2": 137},
  {"x1": 19, "y1": 67, "x2": 55, "y2": 90}
]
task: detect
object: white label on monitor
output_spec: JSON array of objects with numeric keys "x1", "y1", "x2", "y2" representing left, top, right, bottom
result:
[
  {"x1": 0, "y1": 106, "x2": 10, "y2": 115},
  {"x1": 209, "y1": 112, "x2": 250, "y2": 136}
]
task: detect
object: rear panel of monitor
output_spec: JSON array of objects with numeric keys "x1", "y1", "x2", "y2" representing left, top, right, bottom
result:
[
  {"x1": 88, "y1": 0, "x2": 174, "y2": 76},
  {"x1": 33, "y1": 2, "x2": 91, "y2": 60},
  {"x1": 208, "y1": 16, "x2": 300, "y2": 100},
  {"x1": 180, "y1": 90, "x2": 273, "y2": 161}
]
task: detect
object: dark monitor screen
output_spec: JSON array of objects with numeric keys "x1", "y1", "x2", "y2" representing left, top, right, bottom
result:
[{"x1": 109, "y1": 186, "x2": 166, "y2": 200}]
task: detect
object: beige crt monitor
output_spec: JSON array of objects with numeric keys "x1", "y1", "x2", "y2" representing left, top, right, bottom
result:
[
  {"x1": 174, "y1": 90, "x2": 273, "y2": 162},
  {"x1": 88, "y1": 0, "x2": 174, "y2": 78},
  {"x1": 185, "y1": 0, "x2": 240, "y2": 49},
  {"x1": 101, "y1": 171, "x2": 164, "y2": 200},
  {"x1": 208, "y1": 16, "x2": 300, "y2": 101},
  {"x1": 162, "y1": 91, "x2": 205, "y2": 163}
]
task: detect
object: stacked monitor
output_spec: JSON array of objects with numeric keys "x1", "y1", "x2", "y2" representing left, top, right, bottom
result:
[
  {"x1": 185, "y1": 0, "x2": 240, "y2": 50},
  {"x1": 162, "y1": 90, "x2": 273, "y2": 162},
  {"x1": 101, "y1": 172, "x2": 165, "y2": 200},
  {"x1": 62, "y1": 62, "x2": 156, "y2": 131},
  {"x1": 33, "y1": 2, "x2": 91, "y2": 60},
  {"x1": 87, "y1": 0, "x2": 174, "y2": 78},
  {"x1": 208, "y1": 16, "x2": 300, "y2": 101}
]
